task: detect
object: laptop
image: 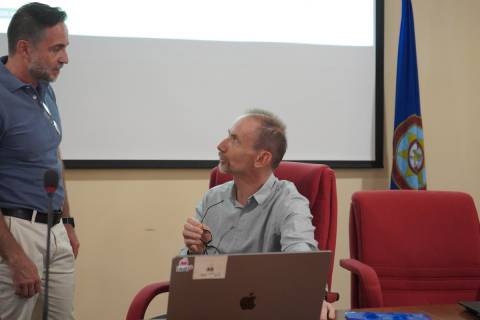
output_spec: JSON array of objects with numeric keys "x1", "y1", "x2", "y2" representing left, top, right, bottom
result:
[
  {"x1": 166, "y1": 251, "x2": 330, "y2": 320},
  {"x1": 458, "y1": 301, "x2": 480, "y2": 317}
]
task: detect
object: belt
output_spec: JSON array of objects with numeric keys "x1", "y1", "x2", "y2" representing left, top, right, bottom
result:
[{"x1": 1, "y1": 208, "x2": 63, "y2": 225}]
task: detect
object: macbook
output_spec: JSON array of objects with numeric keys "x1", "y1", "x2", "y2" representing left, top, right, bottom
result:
[{"x1": 166, "y1": 251, "x2": 330, "y2": 320}]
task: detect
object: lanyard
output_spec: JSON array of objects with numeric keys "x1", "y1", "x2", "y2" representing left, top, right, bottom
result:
[{"x1": 42, "y1": 102, "x2": 61, "y2": 136}]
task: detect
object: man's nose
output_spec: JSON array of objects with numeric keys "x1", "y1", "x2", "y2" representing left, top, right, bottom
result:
[
  {"x1": 60, "y1": 49, "x2": 69, "y2": 64},
  {"x1": 217, "y1": 138, "x2": 228, "y2": 152}
]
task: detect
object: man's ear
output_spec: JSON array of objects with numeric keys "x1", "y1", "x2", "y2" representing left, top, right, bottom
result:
[
  {"x1": 16, "y1": 40, "x2": 31, "y2": 59},
  {"x1": 254, "y1": 150, "x2": 272, "y2": 168}
]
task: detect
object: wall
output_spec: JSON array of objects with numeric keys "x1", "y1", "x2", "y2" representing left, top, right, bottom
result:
[{"x1": 67, "y1": 0, "x2": 480, "y2": 318}]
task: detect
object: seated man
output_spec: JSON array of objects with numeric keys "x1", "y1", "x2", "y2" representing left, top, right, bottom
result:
[{"x1": 182, "y1": 109, "x2": 335, "y2": 320}]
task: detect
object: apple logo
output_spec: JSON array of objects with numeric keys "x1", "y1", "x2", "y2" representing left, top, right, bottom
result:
[{"x1": 240, "y1": 292, "x2": 256, "y2": 310}]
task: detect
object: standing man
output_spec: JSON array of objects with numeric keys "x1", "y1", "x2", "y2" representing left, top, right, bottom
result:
[
  {"x1": 0, "y1": 3, "x2": 78, "y2": 320},
  {"x1": 182, "y1": 109, "x2": 335, "y2": 320}
]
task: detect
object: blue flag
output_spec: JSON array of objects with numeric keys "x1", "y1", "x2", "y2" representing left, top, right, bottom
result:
[{"x1": 391, "y1": 0, "x2": 426, "y2": 190}]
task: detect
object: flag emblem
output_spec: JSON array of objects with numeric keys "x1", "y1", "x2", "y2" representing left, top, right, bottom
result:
[{"x1": 392, "y1": 115, "x2": 426, "y2": 190}]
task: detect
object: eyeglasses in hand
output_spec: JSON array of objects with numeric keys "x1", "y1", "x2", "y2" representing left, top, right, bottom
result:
[{"x1": 200, "y1": 200, "x2": 224, "y2": 255}]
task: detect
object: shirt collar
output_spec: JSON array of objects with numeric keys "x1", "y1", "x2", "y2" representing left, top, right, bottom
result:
[
  {"x1": 252, "y1": 173, "x2": 278, "y2": 205},
  {"x1": 0, "y1": 56, "x2": 48, "y2": 96},
  {"x1": 227, "y1": 173, "x2": 278, "y2": 207}
]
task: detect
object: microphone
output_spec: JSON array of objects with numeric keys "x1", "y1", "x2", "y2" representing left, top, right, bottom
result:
[
  {"x1": 42, "y1": 169, "x2": 59, "y2": 320},
  {"x1": 43, "y1": 169, "x2": 59, "y2": 194}
]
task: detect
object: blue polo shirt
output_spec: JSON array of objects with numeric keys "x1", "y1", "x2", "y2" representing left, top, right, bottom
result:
[{"x1": 0, "y1": 56, "x2": 65, "y2": 212}]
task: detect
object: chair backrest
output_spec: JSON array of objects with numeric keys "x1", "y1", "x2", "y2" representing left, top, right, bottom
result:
[
  {"x1": 209, "y1": 161, "x2": 337, "y2": 291},
  {"x1": 349, "y1": 190, "x2": 480, "y2": 307}
]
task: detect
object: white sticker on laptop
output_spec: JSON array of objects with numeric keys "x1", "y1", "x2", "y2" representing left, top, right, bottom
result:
[{"x1": 193, "y1": 256, "x2": 228, "y2": 280}]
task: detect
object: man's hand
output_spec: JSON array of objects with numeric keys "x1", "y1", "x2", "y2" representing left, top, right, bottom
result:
[
  {"x1": 64, "y1": 224, "x2": 80, "y2": 258},
  {"x1": 182, "y1": 218, "x2": 211, "y2": 254},
  {"x1": 9, "y1": 253, "x2": 41, "y2": 298},
  {"x1": 320, "y1": 301, "x2": 335, "y2": 320}
]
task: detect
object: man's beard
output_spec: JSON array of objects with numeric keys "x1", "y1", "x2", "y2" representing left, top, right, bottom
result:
[
  {"x1": 28, "y1": 61, "x2": 57, "y2": 82},
  {"x1": 218, "y1": 161, "x2": 229, "y2": 174}
]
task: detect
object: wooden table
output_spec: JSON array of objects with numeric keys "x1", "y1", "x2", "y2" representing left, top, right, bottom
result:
[{"x1": 336, "y1": 304, "x2": 476, "y2": 320}]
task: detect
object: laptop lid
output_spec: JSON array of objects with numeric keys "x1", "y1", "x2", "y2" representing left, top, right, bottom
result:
[{"x1": 167, "y1": 251, "x2": 330, "y2": 320}]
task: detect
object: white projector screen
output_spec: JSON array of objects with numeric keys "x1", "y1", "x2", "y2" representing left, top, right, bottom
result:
[{"x1": 0, "y1": 0, "x2": 384, "y2": 168}]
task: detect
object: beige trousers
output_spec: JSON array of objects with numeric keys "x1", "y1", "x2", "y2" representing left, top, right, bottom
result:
[{"x1": 0, "y1": 216, "x2": 75, "y2": 320}]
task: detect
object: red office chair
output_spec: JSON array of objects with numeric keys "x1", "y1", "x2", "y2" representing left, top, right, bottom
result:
[
  {"x1": 126, "y1": 161, "x2": 338, "y2": 319},
  {"x1": 340, "y1": 190, "x2": 480, "y2": 308},
  {"x1": 209, "y1": 161, "x2": 338, "y2": 302},
  {"x1": 126, "y1": 282, "x2": 170, "y2": 320}
]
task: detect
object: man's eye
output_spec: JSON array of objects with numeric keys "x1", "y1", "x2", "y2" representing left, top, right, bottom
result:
[{"x1": 50, "y1": 46, "x2": 62, "y2": 53}]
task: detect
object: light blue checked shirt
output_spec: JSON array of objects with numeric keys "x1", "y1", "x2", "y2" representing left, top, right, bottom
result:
[{"x1": 181, "y1": 173, "x2": 318, "y2": 255}]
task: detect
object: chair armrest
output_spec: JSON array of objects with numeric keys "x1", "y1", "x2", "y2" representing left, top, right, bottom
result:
[
  {"x1": 126, "y1": 281, "x2": 170, "y2": 320},
  {"x1": 339, "y1": 258, "x2": 383, "y2": 307}
]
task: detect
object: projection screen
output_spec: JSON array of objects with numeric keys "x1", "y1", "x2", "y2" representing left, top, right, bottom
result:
[{"x1": 0, "y1": 0, "x2": 384, "y2": 168}]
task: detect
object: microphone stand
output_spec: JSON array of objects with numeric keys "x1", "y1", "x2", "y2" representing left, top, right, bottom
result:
[{"x1": 42, "y1": 191, "x2": 54, "y2": 320}]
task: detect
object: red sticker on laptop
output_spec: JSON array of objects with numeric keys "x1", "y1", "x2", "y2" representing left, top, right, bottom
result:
[{"x1": 175, "y1": 257, "x2": 194, "y2": 273}]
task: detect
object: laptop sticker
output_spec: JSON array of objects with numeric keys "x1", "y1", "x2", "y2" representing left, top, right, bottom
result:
[
  {"x1": 193, "y1": 256, "x2": 228, "y2": 280},
  {"x1": 175, "y1": 257, "x2": 194, "y2": 273}
]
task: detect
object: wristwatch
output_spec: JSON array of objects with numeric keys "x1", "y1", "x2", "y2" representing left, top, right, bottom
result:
[{"x1": 62, "y1": 217, "x2": 75, "y2": 228}]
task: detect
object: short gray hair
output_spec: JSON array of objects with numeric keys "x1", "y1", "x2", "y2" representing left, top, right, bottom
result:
[{"x1": 245, "y1": 109, "x2": 287, "y2": 169}]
